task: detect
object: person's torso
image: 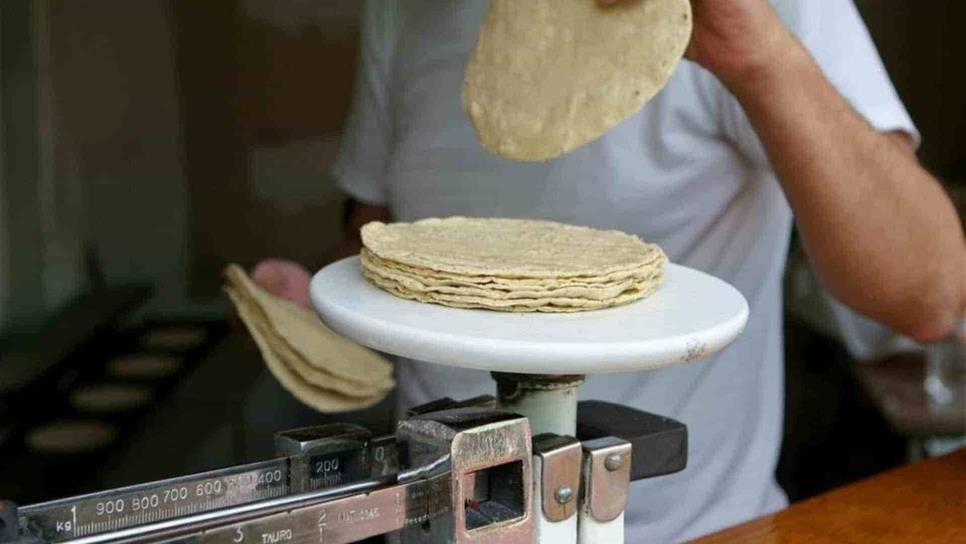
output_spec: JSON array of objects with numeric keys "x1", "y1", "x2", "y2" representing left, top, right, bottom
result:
[{"x1": 377, "y1": 2, "x2": 793, "y2": 539}]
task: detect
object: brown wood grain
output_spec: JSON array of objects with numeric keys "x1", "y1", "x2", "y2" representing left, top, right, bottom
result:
[{"x1": 693, "y1": 449, "x2": 966, "y2": 543}]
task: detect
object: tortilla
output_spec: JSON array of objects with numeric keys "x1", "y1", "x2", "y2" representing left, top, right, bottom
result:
[
  {"x1": 361, "y1": 217, "x2": 665, "y2": 278},
  {"x1": 224, "y1": 265, "x2": 393, "y2": 412},
  {"x1": 360, "y1": 217, "x2": 667, "y2": 313},
  {"x1": 225, "y1": 265, "x2": 392, "y2": 389},
  {"x1": 106, "y1": 354, "x2": 183, "y2": 380},
  {"x1": 26, "y1": 420, "x2": 118, "y2": 454},
  {"x1": 361, "y1": 247, "x2": 664, "y2": 288},
  {"x1": 362, "y1": 248, "x2": 662, "y2": 302},
  {"x1": 463, "y1": 0, "x2": 692, "y2": 161},
  {"x1": 140, "y1": 326, "x2": 208, "y2": 350},
  {"x1": 226, "y1": 286, "x2": 380, "y2": 412},
  {"x1": 70, "y1": 383, "x2": 155, "y2": 413},
  {"x1": 364, "y1": 267, "x2": 661, "y2": 312}
]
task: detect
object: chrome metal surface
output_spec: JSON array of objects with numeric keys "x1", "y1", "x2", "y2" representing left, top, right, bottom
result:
[
  {"x1": 369, "y1": 435, "x2": 400, "y2": 478},
  {"x1": 532, "y1": 434, "x2": 581, "y2": 522},
  {"x1": 63, "y1": 477, "x2": 397, "y2": 544},
  {"x1": 198, "y1": 473, "x2": 451, "y2": 544},
  {"x1": 274, "y1": 424, "x2": 371, "y2": 492},
  {"x1": 604, "y1": 453, "x2": 623, "y2": 472},
  {"x1": 553, "y1": 487, "x2": 573, "y2": 505},
  {"x1": 18, "y1": 459, "x2": 290, "y2": 543},
  {"x1": 399, "y1": 408, "x2": 534, "y2": 544},
  {"x1": 15, "y1": 407, "x2": 544, "y2": 544},
  {"x1": 581, "y1": 437, "x2": 631, "y2": 523}
]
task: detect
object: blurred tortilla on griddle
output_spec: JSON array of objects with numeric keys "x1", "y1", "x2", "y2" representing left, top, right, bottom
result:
[
  {"x1": 70, "y1": 383, "x2": 154, "y2": 413},
  {"x1": 26, "y1": 420, "x2": 118, "y2": 454},
  {"x1": 107, "y1": 354, "x2": 182, "y2": 380}
]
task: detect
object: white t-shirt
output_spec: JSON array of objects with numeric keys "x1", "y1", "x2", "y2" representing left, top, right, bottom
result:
[{"x1": 334, "y1": 1, "x2": 917, "y2": 541}]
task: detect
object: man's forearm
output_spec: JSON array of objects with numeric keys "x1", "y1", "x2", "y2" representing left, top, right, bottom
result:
[{"x1": 722, "y1": 36, "x2": 964, "y2": 340}]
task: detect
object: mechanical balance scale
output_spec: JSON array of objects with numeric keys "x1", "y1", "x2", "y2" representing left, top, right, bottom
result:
[{"x1": 4, "y1": 256, "x2": 748, "y2": 543}]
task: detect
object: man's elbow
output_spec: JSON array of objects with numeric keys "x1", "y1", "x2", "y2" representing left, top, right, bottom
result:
[
  {"x1": 892, "y1": 271, "x2": 963, "y2": 343},
  {"x1": 901, "y1": 306, "x2": 959, "y2": 343}
]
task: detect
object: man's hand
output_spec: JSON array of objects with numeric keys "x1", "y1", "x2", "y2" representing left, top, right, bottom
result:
[
  {"x1": 251, "y1": 202, "x2": 391, "y2": 309},
  {"x1": 681, "y1": 0, "x2": 795, "y2": 86},
  {"x1": 252, "y1": 259, "x2": 314, "y2": 309},
  {"x1": 598, "y1": 0, "x2": 796, "y2": 88}
]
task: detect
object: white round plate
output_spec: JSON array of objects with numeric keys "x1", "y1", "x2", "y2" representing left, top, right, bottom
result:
[{"x1": 310, "y1": 256, "x2": 748, "y2": 375}]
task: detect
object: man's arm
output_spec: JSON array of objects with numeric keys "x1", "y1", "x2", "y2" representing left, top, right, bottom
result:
[
  {"x1": 603, "y1": 0, "x2": 965, "y2": 340},
  {"x1": 706, "y1": 2, "x2": 962, "y2": 341}
]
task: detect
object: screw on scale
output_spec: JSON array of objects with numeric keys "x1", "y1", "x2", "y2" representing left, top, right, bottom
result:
[
  {"x1": 553, "y1": 486, "x2": 574, "y2": 505},
  {"x1": 604, "y1": 453, "x2": 624, "y2": 472}
]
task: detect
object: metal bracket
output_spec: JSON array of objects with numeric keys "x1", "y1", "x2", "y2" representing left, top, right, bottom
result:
[
  {"x1": 531, "y1": 434, "x2": 580, "y2": 544},
  {"x1": 577, "y1": 400, "x2": 687, "y2": 481},
  {"x1": 532, "y1": 434, "x2": 581, "y2": 523},
  {"x1": 406, "y1": 395, "x2": 497, "y2": 417},
  {"x1": 581, "y1": 437, "x2": 631, "y2": 523},
  {"x1": 398, "y1": 408, "x2": 534, "y2": 543}
]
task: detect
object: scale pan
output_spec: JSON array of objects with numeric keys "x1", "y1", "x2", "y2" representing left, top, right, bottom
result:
[{"x1": 311, "y1": 256, "x2": 748, "y2": 375}]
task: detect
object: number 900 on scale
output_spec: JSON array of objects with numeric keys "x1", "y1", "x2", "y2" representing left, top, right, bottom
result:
[{"x1": 93, "y1": 481, "x2": 225, "y2": 517}]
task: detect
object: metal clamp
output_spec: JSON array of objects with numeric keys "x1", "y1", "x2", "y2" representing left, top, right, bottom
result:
[
  {"x1": 532, "y1": 434, "x2": 581, "y2": 523},
  {"x1": 398, "y1": 408, "x2": 534, "y2": 543},
  {"x1": 581, "y1": 437, "x2": 632, "y2": 523}
]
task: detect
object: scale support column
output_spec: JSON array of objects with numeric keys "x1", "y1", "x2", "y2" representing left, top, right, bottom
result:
[{"x1": 492, "y1": 373, "x2": 584, "y2": 437}]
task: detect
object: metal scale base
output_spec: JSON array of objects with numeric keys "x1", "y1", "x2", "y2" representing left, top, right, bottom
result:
[{"x1": 309, "y1": 256, "x2": 749, "y2": 542}]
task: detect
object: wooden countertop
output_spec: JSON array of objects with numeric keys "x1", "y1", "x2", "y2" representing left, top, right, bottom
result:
[{"x1": 694, "y1": 448, "x2": 966, "y2": 543}]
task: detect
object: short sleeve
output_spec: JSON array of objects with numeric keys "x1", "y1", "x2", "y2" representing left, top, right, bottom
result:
[
  {"x1": 721, "y1": 0, "x2": 921, "y2": 166},
  {"x1": 332, "y1": 0, "x2": 396, "y2": 206}
]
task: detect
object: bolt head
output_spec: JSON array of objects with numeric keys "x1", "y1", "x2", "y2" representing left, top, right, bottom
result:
[
  {"x1": 554, "y1": 485, "x2": 574, "y2": 505},
  {"x1": 604, "y1": 453, "x2": 624, "y2": 472}
]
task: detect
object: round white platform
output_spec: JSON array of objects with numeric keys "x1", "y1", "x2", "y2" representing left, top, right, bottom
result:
[{"x1": 310, "y1": 256, "x2": 748, "y2": 375}]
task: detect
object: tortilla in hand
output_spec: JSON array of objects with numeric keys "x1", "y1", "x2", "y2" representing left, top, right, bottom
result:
[{"x1": 224, "y1": 264, "x2": 394, "y2": 412}]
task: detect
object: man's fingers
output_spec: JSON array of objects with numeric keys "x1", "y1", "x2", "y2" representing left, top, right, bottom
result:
[{"x1": 251, "y1": 259, "x2": 313, "y2": 309}]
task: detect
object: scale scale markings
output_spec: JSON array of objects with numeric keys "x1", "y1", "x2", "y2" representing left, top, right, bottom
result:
[
  {"x1": 19, "y1": 460, "x2": 289, "y2": 542},
  {"x1": 201, "y1": 474, "x2": 450, "y2": 544}
]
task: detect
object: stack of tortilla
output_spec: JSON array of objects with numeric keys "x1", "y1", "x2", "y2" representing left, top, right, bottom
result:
[
  {"x1": 224, "y1": 265, "x2": 393, "y2": 412},
  {"x1": 360, "y1": 217, "x2": 667, "y2": 312}
]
